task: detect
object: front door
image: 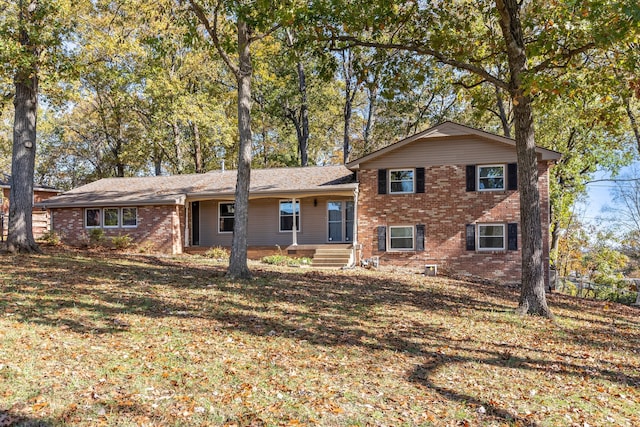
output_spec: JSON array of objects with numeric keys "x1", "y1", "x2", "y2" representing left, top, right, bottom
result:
[{"x1": 327, "y1": 201, "x2": 354, "y2": 242}]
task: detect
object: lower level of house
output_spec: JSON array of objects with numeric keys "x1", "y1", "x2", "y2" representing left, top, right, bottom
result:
[{"x1": 49, "y1": 193, "x2": 548, "y2": 286}]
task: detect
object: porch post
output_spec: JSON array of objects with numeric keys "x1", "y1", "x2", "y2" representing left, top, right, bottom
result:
[
  {"x1": 184, "y1": 202, "x2": 190, "y2": 247},
  {"x1": 291, "y1": 197, "x2": 298, "y2": 246},
  {"x1": 352, "y1": 187, "x2": 359, "y2": 246}
]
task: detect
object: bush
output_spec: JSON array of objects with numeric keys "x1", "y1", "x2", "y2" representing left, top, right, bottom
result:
[
  {"x1": 88, "y1": 228, "x2": 105, "y2": 246},
  {"x1": 40, "y1": 230, "x2": 61, "y2": 246},
  {"x1": 261, "y1": 254, "x2": 311, "y2": 267},
  {"x1": 111, "y1": 234, "x2": 133, "y2": 250},
  {"x1": 203, "y1": 246, "x2": 230, "y2": 261}
]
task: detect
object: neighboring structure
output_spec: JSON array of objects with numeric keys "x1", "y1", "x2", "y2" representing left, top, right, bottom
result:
[
  {"x1": 39, "y1": 122, "x2": 561, "y2": 285},
  {"x1": 1, "y1": 176, "x2": 60, "y2": 240}
]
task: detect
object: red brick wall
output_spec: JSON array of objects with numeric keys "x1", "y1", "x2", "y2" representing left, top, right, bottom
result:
[
  {"x1": 357, "y1": 162, "x2": 551, "y2": 285},
  {"x1": 51, "y1": 205, "x2": 184, "y2": 254}
]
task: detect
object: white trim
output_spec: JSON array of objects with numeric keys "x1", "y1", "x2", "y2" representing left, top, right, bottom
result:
[
  {"x1": 278, "y1": 199, "x2": 301, "y2": 233},
  {"x1": 388, "y1": 225, "x2": 415, "y2": 251},
  {"x1": 477, "y1": 223, "x2": 506, "y2": 251},
  {"x1": 477, "y1": 164, "x2": 505, "y2": 191},
  {"x1": 388, "y1": 168, "x2": 415, "y2": 194},
  {"x1": 121, "y1": 207, "x2": 138, "y2": 228},
  {"x1": 218, "y1": 201, "x2": 235, "y2": 234}
]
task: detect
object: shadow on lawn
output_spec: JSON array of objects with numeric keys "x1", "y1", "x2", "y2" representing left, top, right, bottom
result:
[{"x1": 3, "y1": 250, "x2": 639, "y2": 425}]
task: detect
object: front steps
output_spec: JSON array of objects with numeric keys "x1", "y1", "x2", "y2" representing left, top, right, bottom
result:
[{"x1": 312, "y1": 246, "x2": 352, "y2": 268}]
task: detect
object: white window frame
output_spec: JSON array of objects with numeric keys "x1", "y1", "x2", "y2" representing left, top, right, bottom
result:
[
  {"x1": 279, "y1": 199, "x2": 301, "y2": 233},
  {"x1": 388, "y1": 225, "x2": 415, "y2": 251},
  {"x1": 85, "y1": 208, "x2": 101, "y2": 228},
  {"x1": 388, "y1": 169, "x2": 415, "y2": 194},
  {"x1": 477, "y1": 164, "x2": 505, "y2": 191},
  {"x1": 121, "y1": 207, "x2": 138, "y2": 228},
  {"x1": 218, "y1": 202, "x2": 235, "y2": 234},
  {"x1": 477, "y1": 223, "x2": 506, "y2": 251},
  {"x1": 103, "y1": 207, "x2": 119, "y2": 228}
]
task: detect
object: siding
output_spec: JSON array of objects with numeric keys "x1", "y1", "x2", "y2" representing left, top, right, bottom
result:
[
  {"x1": 360, "y1": 136, "x2": 518, "y2": 170},
  {"x1": 196, "y1": 196, "x2": 352, "y2": 247}
]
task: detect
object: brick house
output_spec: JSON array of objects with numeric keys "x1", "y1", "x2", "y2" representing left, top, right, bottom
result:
[
  {"x1": 1, "y1": 177, "x2": 60, "y2": 240},
  {"x1": 40, "y1": 122, "x2": 560, "y2": 284}
]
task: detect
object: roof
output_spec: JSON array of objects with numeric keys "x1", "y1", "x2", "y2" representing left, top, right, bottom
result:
[
  {"x1": 38, "y1": 165, "x2": 357, "y2": 208},
  {"x1": 0, "y1": 175, "x2": 60, "y2": 193},
  {"x1": 347, "y1": 121, "x2": 562, "y2": 169}
]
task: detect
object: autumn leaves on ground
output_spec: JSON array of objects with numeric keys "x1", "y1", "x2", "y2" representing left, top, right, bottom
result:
[{"x1": 1, "y1": 249, "x2": 639, "y2": 427}]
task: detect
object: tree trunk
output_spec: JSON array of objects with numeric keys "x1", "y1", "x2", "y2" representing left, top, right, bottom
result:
[
  {"x1": 7, "y1": 64, "x2": 40, "y2": 253},
  {"x1": 495, "y1": 85, "x2": 511, "y2": 138},
  {"x1": 363, "y1": 81, "x2": 378, "y2": 154},
  {"x1": 625, "y1": 97, "x2": 640, "y2": 153},
  {"x1": 191, "y1": 121, "x2": 203, "y2": 173},
  {"x1": 296, "y1": 60, "x2": 309, "y2": 167},
  {"x1": 227, "y1": 19, "x2": 252, "y2": 279},
  {"x1": 496, "y1": 0, "x2": 551, "y2": 317},
  {"x1": 172, "y1": 121, "x2": 184, "y2": 174},
  {"x1": 342, "y1": 50, "x2": 355, "y2": 164}
]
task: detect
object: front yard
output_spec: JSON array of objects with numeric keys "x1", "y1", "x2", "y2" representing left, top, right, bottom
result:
[{"x1": 1, "y1": 248, "x2": 639, "y2": 426}]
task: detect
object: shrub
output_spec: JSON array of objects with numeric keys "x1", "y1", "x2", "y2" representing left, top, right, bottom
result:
[
  {"x1": 88, "y1": 228, "x2": 105, "y2": 245},
  {"x1": 111, "y1": 234, "x2": 133, "y2": 250},
  {"x1": 261, "y1": 254, "x2": 311, "y2": 267},
  {"x1": 40, "y1": 230, "x2": 61, "y2": 246},
  {"x1": 203, "y1": 246, "x2": 230, "y2": 261}
]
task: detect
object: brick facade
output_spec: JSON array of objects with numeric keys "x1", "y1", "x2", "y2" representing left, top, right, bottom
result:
[
  {"x1": 51, "y1": 205, "x2": 184, "y2": 254},
  {"x1": 357, "y1": 161, "x2": 551, "y2": 285}
]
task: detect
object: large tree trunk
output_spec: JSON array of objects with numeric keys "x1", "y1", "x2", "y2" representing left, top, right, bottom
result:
[
  {"x1": 8, "y1": 65, "x2": 40, "y2": 253},
  {"x1": 227, "y1": 19, "x2": 252, "y2": 279},
  {"x1": 296, "y1": 60, "x2": 309, "y2": 167},
  {"x1": 496, "y1": 0, "x2": 551, "y2": 317}
]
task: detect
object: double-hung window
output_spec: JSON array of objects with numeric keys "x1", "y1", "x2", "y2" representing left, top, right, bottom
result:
[
  {"x1": 279, "y1": 200, "x2": 300, "y2": 232},
  {"x1": 219, "y1": 202, "x2": 235, "y2": 233},
  {"x1": 122, "y1": 208, "x2": 137, "y2": 227},
  {"x1": 478, "y1": 224, "x2": 505, "y2": 251},
  {"x1": 477, "y1": 165, "x2": 505, "y2": 191},
  {"x1": 85, "y1": 208, "x2": 101, "y2": 228},
  {"x1": 389, "y1": 169, "x2": 414, "y2": 194},
  {"x1": 103, "y1": 208, "x2": 119, "y2": 228},
  {"x1": 389, "y1": 225, "x2": 414, "y2": 250}
]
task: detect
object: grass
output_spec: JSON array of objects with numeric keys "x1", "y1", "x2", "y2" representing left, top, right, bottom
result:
[{"x1": 0, "y1": 247, "x2": 639, "y2": 426}]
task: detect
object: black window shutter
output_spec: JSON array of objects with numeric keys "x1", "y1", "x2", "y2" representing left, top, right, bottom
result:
[
  {"x1": 416, "y1": 224, "x2": 425, "y2": 251},
  {"x1": 378, "y1": 169, "x2": 387, "y2": 194},
  {"x1": 466, "y1": 165, "x2": 476, "y2": 192},
  {"x1": 465, "y1": 224, "x2": 476, "y2": 250},
  {"x1": 508, "y1": 223, "x2": 518, "y2": 250},
  {"x1": 377, "y1": 226, "x2": 387, "y2": 251},
  {"x1": 416, "y1": 167, "x2": 425, "y2": 193},
  {"x1": 507, "y1": 163, "x2": 518, "y2": 190}
]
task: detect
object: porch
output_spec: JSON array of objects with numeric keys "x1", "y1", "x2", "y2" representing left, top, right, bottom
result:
[{"x1": 185, "y1": 244, "x2": 354, "y2": 268}]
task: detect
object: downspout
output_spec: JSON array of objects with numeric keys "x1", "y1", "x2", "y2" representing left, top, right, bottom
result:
[
  {"x1": 291, "y1": 197, "x2": 298, "y2": 246},
  {"x1": 184, "y1": 201, "x2": 190, "y2": 248}
]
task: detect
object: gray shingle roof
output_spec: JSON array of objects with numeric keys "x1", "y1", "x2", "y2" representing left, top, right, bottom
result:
[{"x1": 39, "y1": 165, "x2": 357, "y2": 208}]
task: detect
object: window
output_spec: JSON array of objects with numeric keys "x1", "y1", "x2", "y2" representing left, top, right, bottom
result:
[
  {"x1": 478, "y1": 224, "x2": 505, "y2": 250},
  {"x1": 389, "y1": 226, "x2": 414, "y2": 250},
  {"x1": 478, "y1": 165, "x2": 505, "y2": 191},
  {"x1": 122, "y1": 207, "x2": 137, "y2": 227},
  {"x1": 85, "y1": 208, "x2": 101, "y2": 228},
  {"x1": 103, "y1": 208, "x2": 119, "y2": 227},
  {"x1": 389, "y1": 169, "x2": 414, "y2": 194},
  {"x1": 219, "y1": 202, "x2": 235, "y2": 233},
  {"x1": 279, "y1": 200, "x2": 300, "y2": 232}
]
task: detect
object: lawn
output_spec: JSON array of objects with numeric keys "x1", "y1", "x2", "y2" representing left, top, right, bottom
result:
[{"x1": 1, "y1": 248, "x2": 639, "y2": 426}]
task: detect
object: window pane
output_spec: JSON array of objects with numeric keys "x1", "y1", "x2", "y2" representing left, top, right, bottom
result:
[
  {"x1": 219, "y1": 203, "x2": 235, "y2": 232},
  {"x1": 478, "y1": 166, "x2": 505, "y2": 190},
  {"x1": 389, "y1": 169, "x2": 414, "y2": 193},
  {"x1": 86, "y1": 209, "x2": 100, "y2": 227},
  {"x1": 104, "y1": 208, "x2": 118, "y2": 227},
  {"x1": 328, "y1": 202, "x2": 342, "y2": 221},
  {"x1": 279, "y1": 200, "x2": 300, "y2": 231},
  {"x1": 122, "y1": 208, "x2": 137, "y2": 226},
  {"x1": 328, "y1": 223, "x2": 342, "y2": 241},
  {"x1": 479, "y1": 225, "x2": 504, "y2": 249},
  {"x1": 389, "y1": 226, "x2": 414, "y2": 249}
]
